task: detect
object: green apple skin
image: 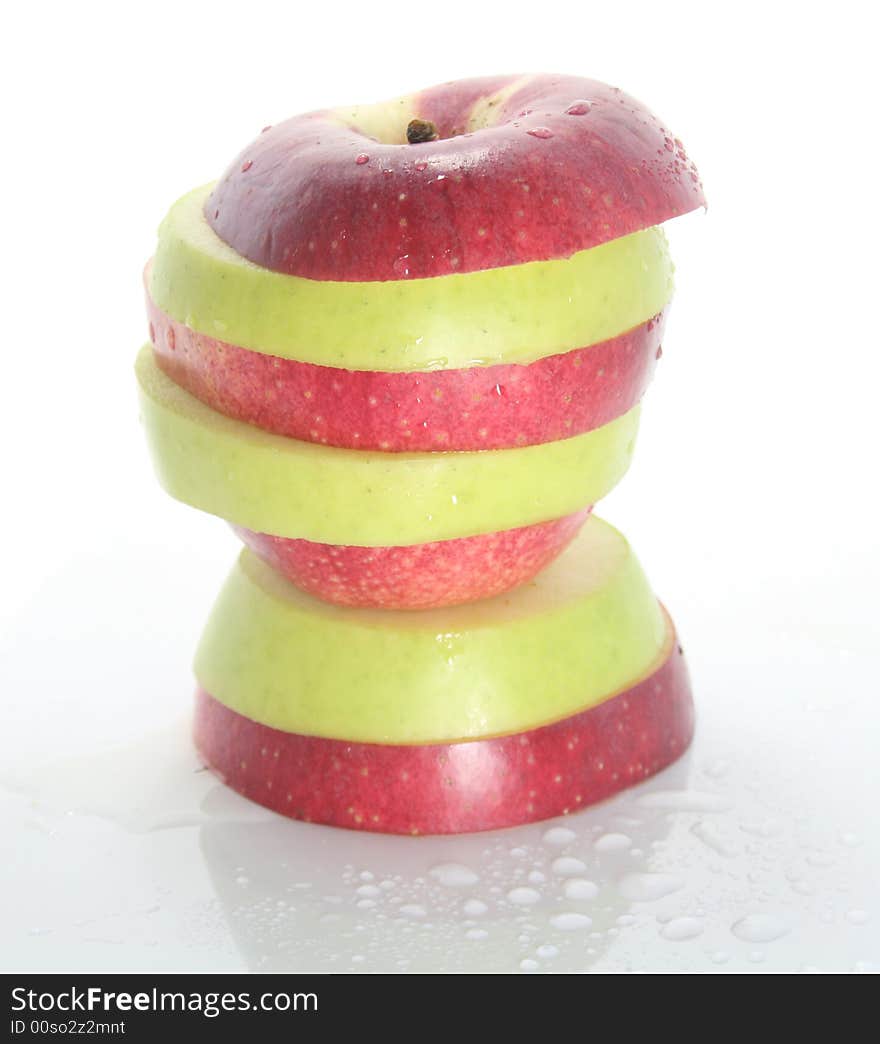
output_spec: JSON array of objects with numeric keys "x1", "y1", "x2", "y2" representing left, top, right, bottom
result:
[
  {"x1": 150, "y1": 185, "x2": 674, "y2": 371},
  {"x1": 135, "y1": 345, "x2": 639, "y2": 545},
  {"x1": 194, "y1": 515, "x2": 667, "y2": 744}
]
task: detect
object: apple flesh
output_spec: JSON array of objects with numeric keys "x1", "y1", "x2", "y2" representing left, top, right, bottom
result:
[
  {"x1": 148, "y1": 293, "x2": 664, "y2": 451},
  {"x1": 151, "y1": 187, "x2": 673, "y2": 371},
  {"x1": 207, "y1": 74, "x2": 704, "y2": 281},
  {"x1": 233, "y1": 508, "x2": 589, "y2": 610},
  {"x1": 136, "y1": 345, "x2": 639, "y2": 546},
  {"x1": 193, "y1": 621, "x2": 694, "y2": 835},
  {"x1": 194, "y1": 517, "x2": 667, "y2": 744}
]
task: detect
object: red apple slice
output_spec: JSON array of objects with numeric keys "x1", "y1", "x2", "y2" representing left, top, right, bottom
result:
[
  {"x1": 148, "y1": 291, "x2": 663, "y2": 452},
  {"x1": 207, "y1": 74, "x2": 705, "y2": 281},
  {"x1": 193, "y1": 617, "x2": 693, "y2": 835},
  {"x1": 233, "y1": 508, "x2": 589, "y2": 610}
]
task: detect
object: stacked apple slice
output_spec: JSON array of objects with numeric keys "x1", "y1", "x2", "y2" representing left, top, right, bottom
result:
[{"x1": 137, "y1": 74, "x2": 704, "y2": 833}]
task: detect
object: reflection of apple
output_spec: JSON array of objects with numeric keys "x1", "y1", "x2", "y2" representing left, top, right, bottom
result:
[
  {"x1": 206, "y1": 74, "x2": 704, "y2": 281},
  {"x1": 194, "y1": 516, "x2": 667, "y2": 744},
  {"x1": 233, "y1": 509, "x2": 589, "y2": 610},
  {"x1": 193, "y1": 621, "x2": 693, "y2": 835}
]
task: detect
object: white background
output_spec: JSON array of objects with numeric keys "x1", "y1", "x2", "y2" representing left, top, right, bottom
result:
[{"x1": 1, "y1": 0, "x2": 878, "y2": 973}]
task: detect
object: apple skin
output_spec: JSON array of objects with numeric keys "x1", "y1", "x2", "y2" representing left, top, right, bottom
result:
[
  {"x1": 207, "y1": 74, "x2": 704, "y2": 281},
  {"x1": 192, "y1": 626, "x2": 694, "y2": 835},
  {"x1": 148, "y1": 291, "x2": 664, "y2": 451},
  {"x1": 233, "y1": 508, "x2": 590, "y2": 610}
]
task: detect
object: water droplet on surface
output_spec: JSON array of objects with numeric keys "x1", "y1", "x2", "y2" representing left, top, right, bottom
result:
[
  {"x1": 550, "y1": 912, "x2": 592, "y2": 931},
  {"x1": 552, "y1": 856, "x2": 587, "y2": 877},
  {"x1": 660, "y1": 917, "x2": 703, "y2": 941},
  {"x1": 507, "y1": 887, "x2": 541, "y2": 906},
  {"x1": 528, "y1": 870, "x2": 546, "y2": 885},
  {"x1": 839, "y1": 831, "x2": 862, "y2": 847},
  {"x1": 429, "y1": 862, "x2": 479, "y2": 888},
  {"x1": 617, "y1": 873, "x2": 684, "y2": 902},
  {"x1": 355, "y1": 153, "x2": 369, "y2": 165},
  {"x1": 356, "y1": 884, "x2": 381, "y2": 898},
  {"x1": 536, "y1": 943, "x2": 559, "y2": 958},
  {"x1": 565, "y1": 101, "x2": 591, "y2": 116},
  {"x1": 415, "y1": 161, "x2": 428, "y2": 172},
  {"x1": 563, "y1": 878, "x2": 599, "y2": 900},
  {"x1": 463, "y1": 899, "x2": 488, "y2": 917},
  {"x1": 240, "y1": 160, "x2": 253, "y2": 172},
  {"x1": 527, "y1": 127, "x2": 554, "y2": 139},
  {"x1": 520, "y1": 958, "x2": 539, "y2": 972},
  {"x1": 846, "y1": 909, "x2": 869, "y2": 925},
  {"x1": 594, "y1": 832, "x2": 632, "y2": 853},
  {"x1": 542, "y1": 826, "x2": 576, "y2": 847},
  {"x1": 731, "y1": 913, "x2": 790, "y2": 943},
  {"x1": 399, "y1": 904, "x2": 427, "y2": 919},
  {"x1": 392, "y1": 256, "x2": 411, "y2": 278},
  {"x1": 711, "y1": 950, "x2": 731, "y2": 965},
  {"x1": 465, "y1": 927, "x2": 488, "y2": 940}
]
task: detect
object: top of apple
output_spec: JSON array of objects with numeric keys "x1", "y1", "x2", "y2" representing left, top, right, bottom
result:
[{"x1": 206, "y1": 74, "x2": 705, "y2": 282}]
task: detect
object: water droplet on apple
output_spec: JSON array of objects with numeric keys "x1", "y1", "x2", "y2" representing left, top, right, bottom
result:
[
  {"x1": 261, "y1": 125, "x2": 272, "y2": 133},
  {"x1": 656, "y1": 345, "x2": 663, "y2": 360},
  {"x1": 415, "y1": 161, "x2": 428, "y2": 172},
  {"x1": 565, "y1": 101, "x2": 591, "y2": 116},
  {"x1": 241, "y1": 160, "x2": 253, "y2": 172},
  {"x1": 355, "y1": 153, "x2": 369, "y2": 165},
  {"x1": 527, "y1": 127, "x2": 554, "y2": 139},
  {"x1": 392, "y1": 256, "x2": 411, "y2": 278}
]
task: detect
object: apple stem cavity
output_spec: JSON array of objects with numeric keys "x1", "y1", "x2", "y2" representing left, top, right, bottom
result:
[{"x1": 406, "y1": 118, "x2": 439, "y2": 144}]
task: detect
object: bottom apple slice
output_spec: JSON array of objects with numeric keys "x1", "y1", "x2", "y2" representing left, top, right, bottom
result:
[
  {"x1": 232, "y1": 508, "x2": 590, "y2": 610},
  {"x1": 193, "y1": 618, "x2": 693, "y2": 835}
]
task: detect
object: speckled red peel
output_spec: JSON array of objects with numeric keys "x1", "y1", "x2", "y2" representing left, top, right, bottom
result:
[
  {"x1": 147, "y1": 292, "x2": 664, "y2": 452},
  {"x1": 233, "y1": 509, "x2": 590, "y2": 610},
  {"x1": 207, "y1": 74, "x2": 705, "y2": 281},
  {"x1": 192, "y1": 621, "x2": 694, "y2": 835}
]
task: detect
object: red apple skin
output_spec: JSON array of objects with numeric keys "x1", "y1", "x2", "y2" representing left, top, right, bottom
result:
[
  {"x1": 206, "y1": 74, "x2": 705, "y2": 281},
  {"x1": 233, "y1": 508, "x2": 590, "y2": 610},
  {"x1": 192, "y1": 629, "x2": 694, "y2": 835},
  {"x1": 147, "y1": 292, "x2": 664, "y2": 452}
]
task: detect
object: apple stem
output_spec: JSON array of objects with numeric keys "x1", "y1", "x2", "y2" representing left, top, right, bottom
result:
[{"x1": 406, "y1": 118, "x2": 439, "y2": 144}]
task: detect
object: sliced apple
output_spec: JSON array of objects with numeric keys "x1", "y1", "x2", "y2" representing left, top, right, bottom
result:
[
  {"x1": 151, "y1": 185, "x2": 673, "y2": 369},
  {"x1": 193, "y1": 611, "x2": 693, "y2": 834},
  {"x1": 206, "y1": 73, "x2": 705, "y2": 281},
  {"x1": 233, "y1": 509, "x2": 590, "y2": 610},
  {"x1": 194, "y1": 515, "x2": 666, "y2": 744},
  {"x1": 136, "y1": 345, "x2": 639, "y2": 545},
  {"x1": 148, "y1": 291, "x2": 664, "y2": 451}
]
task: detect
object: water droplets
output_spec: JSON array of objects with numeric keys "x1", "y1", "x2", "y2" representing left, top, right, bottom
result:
[
  {"x1": 730, "y1": 913, "x2": 790, "y2": 943},
  {"x1": 617, "y1": 872, "x2": 684, "y2": 902},
  {"x1": 507, "y1": 887, "x2": 541, "y2": 906},
  {"x1": 240, "y1": 159, "x2": 253, "y2": 173},
  {"x1": 551, "y1": 856, "x2": 587, "y2": 877},
  {"x1": 355, "y1": 153, "x2": 370, "y2": 165},
  {"x1": 594, "y1": 832, "x2": 632, "y2": 853},
  {"x1": 565, "y1": 101, "x2": 591, "y2": 116},
  {"x1": 429, "y1": 862, "x2": 479, "y2": 888},
  {"x1": 563, "y1": 879, "x2": 599, "y2": 901},
  {"x1": 549, "y1": 912, "x2": 592, "y2": 931},
  {"x1": 660, "y1": 917, "x2": 703, "y2": 941},
  {"x1": 392, "y1": 256, "x2": 411, "y2": 278},
  {"x1": 542, "y1": 826, "x2": 576, "y2": 847},
  {"x1": 526, "y1": 127, "x2": 554, "y2": 139}
]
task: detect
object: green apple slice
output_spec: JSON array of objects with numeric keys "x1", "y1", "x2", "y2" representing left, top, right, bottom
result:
[
  {"x1": 195, "y1": 515, "x2": 667, "y2": 743},
  {"x1": 136, "y1": 345, "x2": 639, "y2": 545},
  {"x1": 151, "y1": 185, "x2": 674, "y2": 371}
]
